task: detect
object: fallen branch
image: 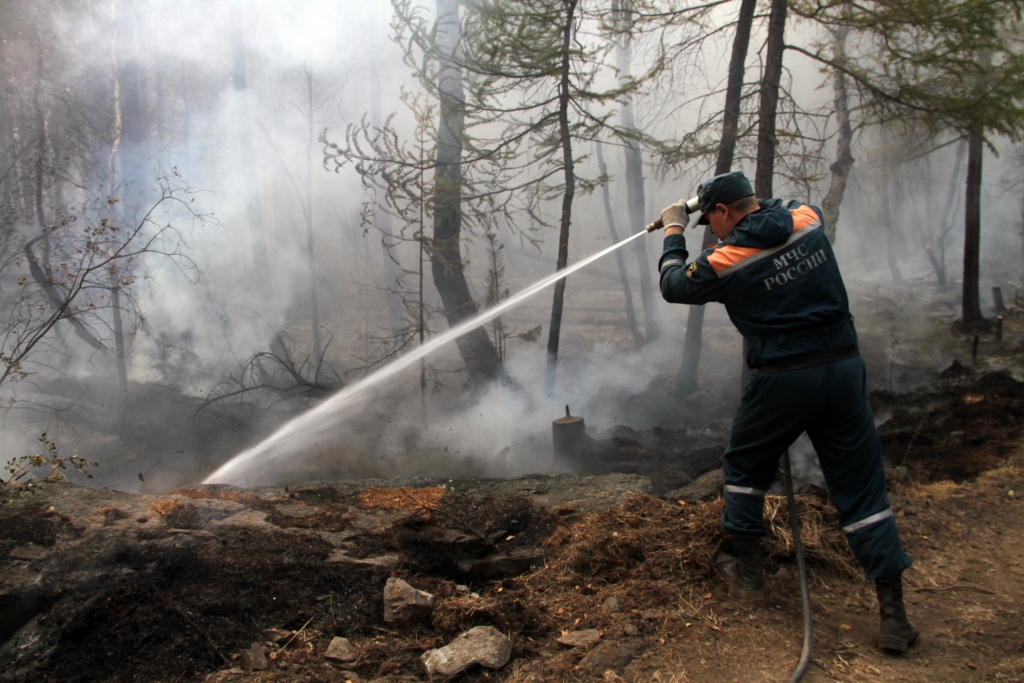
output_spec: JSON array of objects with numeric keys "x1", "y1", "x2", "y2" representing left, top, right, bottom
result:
[{"x1": 914, "y1": 584, "x2": 998, "y2": 596}]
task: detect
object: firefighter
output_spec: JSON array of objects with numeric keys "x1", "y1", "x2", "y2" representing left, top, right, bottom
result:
[{"x1": 657, "y1": 170, "x2": 918, "y2": 653}]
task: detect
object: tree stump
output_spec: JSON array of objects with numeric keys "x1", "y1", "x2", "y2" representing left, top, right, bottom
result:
[
  {"x1": 993, "y1": 286, "x2": 1007, "y2": 314},
  {"x1": 553, "y1": 407, "x2": 592, "y2": 470}
]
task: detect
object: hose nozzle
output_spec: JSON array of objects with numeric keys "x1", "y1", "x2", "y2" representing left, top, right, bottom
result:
[{"x1": 645, "y1": 195, "x2": 701, "y2": 232}]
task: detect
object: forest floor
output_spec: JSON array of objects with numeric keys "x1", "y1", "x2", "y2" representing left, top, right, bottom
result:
[{"x1": 3, "y1": 366, "x2": 1024, "y2": 683}]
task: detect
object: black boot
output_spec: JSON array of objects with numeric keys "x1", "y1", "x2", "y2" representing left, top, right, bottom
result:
[
  {"x1": 715, "y1": 537, "x2": 765, "y2": 598},
  {"x1": 875, "y1": 573, "x2": 919, "y2": 652}
]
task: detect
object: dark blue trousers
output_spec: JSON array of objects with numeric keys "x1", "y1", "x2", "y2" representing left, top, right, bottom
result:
[{"x1": 722, "y1": 356, "x2": 911, "y2": 580}]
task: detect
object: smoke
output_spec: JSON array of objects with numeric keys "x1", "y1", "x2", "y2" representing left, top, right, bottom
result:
[{"x1": 2, "y1": 0, "x2": 1023, "y2": 496}]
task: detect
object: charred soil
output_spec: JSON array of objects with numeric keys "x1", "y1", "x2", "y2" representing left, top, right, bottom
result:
[{"x1": 2, "y1": 372, "x2": 1024, "y2": 683}]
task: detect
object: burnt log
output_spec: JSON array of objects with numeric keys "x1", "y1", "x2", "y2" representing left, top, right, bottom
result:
[{"x1": 552, "y1": 408, "x2": 593, "y2": 470}]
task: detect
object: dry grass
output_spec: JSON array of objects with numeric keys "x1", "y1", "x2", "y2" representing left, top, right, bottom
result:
[
  {"x1": 535, "y1": 493, "x2": 858, "y2": 588},
  {"x1": 427, "y1": 492, "x2": 860, "y2": 647},
  {"x1": 151, "y1": 499, "x2": 189, "y2": 517},
  {"x1": 357, "y1": 486, "x2": 445, "y2": 511}
]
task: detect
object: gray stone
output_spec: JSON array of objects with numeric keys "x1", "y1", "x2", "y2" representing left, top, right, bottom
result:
[
  {"x1": 238, "y1": 643, "x2": 268, "y2": 671},
  {"x1": 578, "y1": 642, "x2": 634, "y2": 675},
  {"x1": 600, "y1": 596, "x2": 621, "y2": 613},
  {"x1": 273, "y1": 504, "x2": 318, "y2": 518},
  {"x1": 622, "y1": 624, "x2": 639, "y2": 637},
  {"x1": 556, "y1": 629, "x2": 602, "y2": 648},
  {"x1": 324, "y1": 636, "x2": 357, "y2": 662},
  {"x1": 461, "y1": 547, "x2": 544, "y2": 579},
  {"x1": 666, "y1": 469, "x2": 723, "y2": 502},
  {"x1": 264, "y1": 628, "x2": 294, "y2": 645},
  {"x1": 421, "y1": 625, "x2": 512, "y2": 678},
  {"x1": 383, "y1": 577, "x2": 435, "y2": 625}
]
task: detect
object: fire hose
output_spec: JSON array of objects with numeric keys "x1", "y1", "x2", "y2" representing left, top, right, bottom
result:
[
  {"x1": 782, "y1": 450, "x2": 813, "y2": 683},
  {"x1": 648, "y1": 203, "x2": 813, "y2": 679}
]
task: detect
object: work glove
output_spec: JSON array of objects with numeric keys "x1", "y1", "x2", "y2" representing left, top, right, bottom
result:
[{"x1": 660, "y1": 201, "x2": 690, "y2": 231}]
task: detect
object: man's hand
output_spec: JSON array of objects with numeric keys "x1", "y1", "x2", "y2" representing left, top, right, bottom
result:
[{"x1": 660, "y1": 202, "x2": 690, "y2": 234}]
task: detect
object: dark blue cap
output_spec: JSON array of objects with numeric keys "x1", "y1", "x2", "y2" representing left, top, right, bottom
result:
[{"x1": 696, "y1": 171, "x2": 755, "y2": 224}]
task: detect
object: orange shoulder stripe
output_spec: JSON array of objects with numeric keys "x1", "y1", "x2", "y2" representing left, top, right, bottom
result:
[
  {"x1": 708, "y1": 206, "x2": 821, "y2": 274},
  {"x1": 707, "y1": 244, "x2": 763, "y2": 273},
  {"x1": 790, "y1": 205, "x2": 819, "y2": 232}
]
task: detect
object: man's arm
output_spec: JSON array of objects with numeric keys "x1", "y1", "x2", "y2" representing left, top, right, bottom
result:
[{"x1": 658, "y1": 232, "x2": 732, "y2": 305}]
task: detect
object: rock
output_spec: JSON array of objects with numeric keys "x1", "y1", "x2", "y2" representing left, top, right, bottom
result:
[
  {"x1": 383, "y1": 577, "x2": 435, "y2": 625},
  {"x1": 557, "y1": 629, "x2": 602, "y2": 648},
  {"x1": 622, "y1": 624, "x2": 639, "y2": 637},
  {"x1": 578, "y1": 642, "x2": 634, "y2": 675},
  {"x1": 324, "y1": 636, "x2": 357, "y2": 662},
  {"x1": 421, "y1": 625, "x2": 512, "y2": 678},
  {"x1": 600, "y1": 596, "x2": 621, "y2": 613},
  {"x1": 461, "y1": 547, "x2": 544, "y2": 579},
  {"x1": 273, "y1": 504, "x2": 318, "y2": 518},
  {"x1": 264, "y1": 628, "x2": 295, "y2": 645},
  {"x1": 238, "y1": 643, "x2": 268, "y2": 671},
  {"x1": 666, "y1": 469, "x2": 723, "y2": 502},
  {"x1": 886, "y1": 466, "x2": 911, "y2": 485}
]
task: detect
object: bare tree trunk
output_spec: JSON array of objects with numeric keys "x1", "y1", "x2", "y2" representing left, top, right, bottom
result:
[
  {"x1": 1019, "y1": 191, "x2": 1024, "y2": 279},
  {"x1": 154, "y1": 64, "x2": 165, "y2": 145},
  {"x1": 419, "y1": 162, "x2": 427, "y2": 415},
  {"x1": 595, "y1": 139, "x2": 643, "y2": 346},
  {"x1": 32, "y1": 45, "x2": 56, "y2": 290},
  {"x1": 371, "y1": 58, "x2": 408, "y2": 336},
  {"x1": 754, "y1": 0, "x2": 787, "y2": 199},
  {"x1": 821, "y1": 24, "x2": 853, "y2": 244},
  {"x1": 675, "y1": 0, "x2": 756, "y2": 397},
  {"x1": 117, "y1": 2, "x2": 146, "y2": 196},
  {"x1": 613, "y1": 0, "x2": 659, "y2": 342},
  {"x1": 924, "y1": 247, "x2": 947, "y2": 290},
  {"x1": 33, "y1": 50, "x2": 46, "y2": 231},
  {"x1": 304, "y1": 67, "x2": 322, "y2": 375},
  {"x1": 179, "y1": 65, "x2": 192, "y2": 172},
  {"x1": 433, "y1": 0, "x2": 500, "y2": 383},
  {"x1": 879, "y1": 173, "x2": 905, "y2": 284},
  {"x1": 962, "y1": 133, "x2": 984, "y2": 324},
  {"x1": 110, "y1": 271, "x2": 128, "y2": 391},
  {"x1": 0, "y1": 39, "x2": 13, "y2": 207},
  {"x1": 108, "y1": 15, "x2": 129, "y2": 397},
  {"x1": 926, "y1": 138, "x2": 967, "y2": 290},
  {"x1": 743, "y1": 0, "x2": 788, "y2": 389},
  {"x1": 230, "y1": 4, "x2": 269, "y2": 275},
  {"x1": 544, "y1": 0, "x2": 579, "y2": 394}
]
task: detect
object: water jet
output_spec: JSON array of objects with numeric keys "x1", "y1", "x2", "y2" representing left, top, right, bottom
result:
[{"x1": 203, "y1": 230, "x2": 649, "y2": 486}]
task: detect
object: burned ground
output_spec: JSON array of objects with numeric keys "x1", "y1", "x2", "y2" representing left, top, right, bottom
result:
[
  {"x1": 874, "y1": 367, "x2": 1024, "y2": 482},
  {"x1": 2, "y1": 371, "x2": 1024, "y2": 683}
]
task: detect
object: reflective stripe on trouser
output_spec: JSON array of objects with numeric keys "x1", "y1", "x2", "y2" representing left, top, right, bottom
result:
[{"x1": 720, "y1": 356, "x2": 912, "y2": 580}]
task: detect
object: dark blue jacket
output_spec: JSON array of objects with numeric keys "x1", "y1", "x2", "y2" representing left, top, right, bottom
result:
[{"x1": 658, "y1": 199, "x2": 857, "y2": 368}]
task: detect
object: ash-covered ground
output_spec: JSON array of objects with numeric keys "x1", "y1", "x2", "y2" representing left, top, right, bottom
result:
[{"x1": 3, "y1": 367, "x2": 1024, "y2": 683}]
